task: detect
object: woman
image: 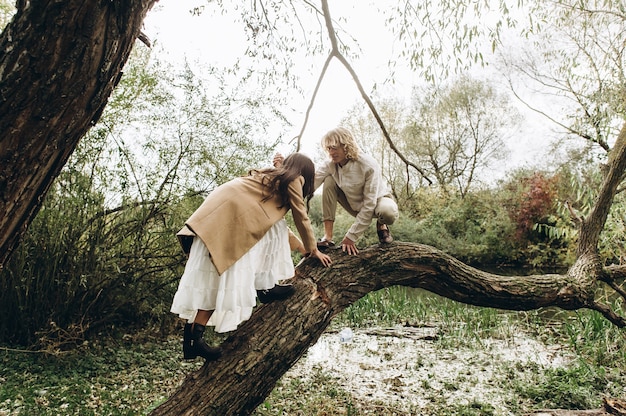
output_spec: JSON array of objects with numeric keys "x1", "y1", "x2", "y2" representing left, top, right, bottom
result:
[{"x1": 171, "y1": 153, "x2": 332, "y2": 361}]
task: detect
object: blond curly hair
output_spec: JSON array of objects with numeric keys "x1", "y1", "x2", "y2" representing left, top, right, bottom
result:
[{"x1": 320, "y1": 127, "x2": 360, "y2": 161}]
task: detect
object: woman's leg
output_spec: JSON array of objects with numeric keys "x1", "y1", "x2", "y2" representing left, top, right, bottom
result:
[
  {"x1": 172, "y1": 238, "x2": 222, "y2": 361},
  {"x1": 253, "y1": 220, "x2": 296, "y2": 304},
  {"x1": 194, "y1": 309, "x2": 213, "y2": 325}
]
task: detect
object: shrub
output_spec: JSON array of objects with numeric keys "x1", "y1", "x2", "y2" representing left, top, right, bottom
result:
[
  {"x1": 0, "y1": 171, "x2": 185, "y2": 347},
  {"x1": 406, "y1": 189, "x2": 517, "y2": 266}
]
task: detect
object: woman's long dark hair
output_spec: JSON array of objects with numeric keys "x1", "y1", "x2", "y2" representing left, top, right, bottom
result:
[{"x1": 253, "y1": 153, "x2": 315, "y2": 209}]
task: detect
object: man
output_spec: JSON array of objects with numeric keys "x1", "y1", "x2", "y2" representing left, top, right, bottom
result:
[{"x1": 275, "y1": 127, "x2": 399, "y2": 255}]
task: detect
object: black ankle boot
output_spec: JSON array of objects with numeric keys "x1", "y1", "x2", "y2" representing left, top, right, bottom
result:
[
  {"x1": 185, "y1": 323, "x2": 222, "y2": 361},
  {"x1": 182, "y1": 323, "x2": 194, "y2": 359},
  {"x1": 257, "y1": 283, "x2": 295, "y2": 304}
]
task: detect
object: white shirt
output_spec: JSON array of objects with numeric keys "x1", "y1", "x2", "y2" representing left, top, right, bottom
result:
[{"x1": 314, "y1": 153, "x2": 390, "y2": 242}]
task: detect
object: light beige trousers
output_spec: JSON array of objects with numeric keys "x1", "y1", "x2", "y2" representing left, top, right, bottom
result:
[{"x1": 321, "y1": 176, "x2": 398, "y2": 225}]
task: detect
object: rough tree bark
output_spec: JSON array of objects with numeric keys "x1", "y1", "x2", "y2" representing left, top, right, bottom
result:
[{"x1": 0, "y1": 0, "x2": 157, "y2": 269}]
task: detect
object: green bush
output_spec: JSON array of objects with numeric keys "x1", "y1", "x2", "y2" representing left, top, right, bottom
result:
[
  {"x1": 408, "y1": 189, "x2": 517, "y2": 266},
  {"x1": 0, "y1": 171, "x2": 185, "y2": 347}
]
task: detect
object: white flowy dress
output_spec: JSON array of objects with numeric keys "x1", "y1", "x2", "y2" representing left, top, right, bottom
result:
[{"x1": 170, "y1": 219, "x2": 294, "y2": 333}]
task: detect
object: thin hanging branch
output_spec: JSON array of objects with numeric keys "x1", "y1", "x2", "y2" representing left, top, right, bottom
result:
[
  {"x1": 333, "y1": 51, "x2": 432, "y2": 184},
  {"x1": 137, "y1": 31, "x2": 151, "y2": 47},
  {"x1": 293, "y1": 53, "x2": 334, "y2": 147},
  {"x1": 295, "y1": 0, "x2": 432, "y2": 185}
]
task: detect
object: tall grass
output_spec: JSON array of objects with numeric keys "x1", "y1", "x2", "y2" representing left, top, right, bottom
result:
[
  {"x1": 335, "y1": 287, "x2": 521, "y2": 345},
  {"x1": 0, "y1": 173, "x2": 186, "y2": 347}
]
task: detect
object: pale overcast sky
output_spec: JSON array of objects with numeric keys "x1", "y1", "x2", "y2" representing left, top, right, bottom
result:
[{"x1": 143, "y1": 0, "x2": 558, "y2": 182}]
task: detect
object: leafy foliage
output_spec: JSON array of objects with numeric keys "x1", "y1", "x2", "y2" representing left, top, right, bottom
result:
[
  {"x1": 498, "y1": 169, "x2": 579, "y2": 268},
  {"x1": 498, "y1": 0, "x2": 626, "y2": 156},
  {"x1": 504, "y1": 172, "x2": 559, "y2": 242},
  {"x1": 0, "y1": 47, "x2": 282, "y2": 347},
  {"x1": 408, "y1": 188, "x2": 517, "y2": 266},
  {"x1": 385, "y1": 0, "x2": 518, "y2": 82},
  {"x1": 0, "y1": 1, "x2": 12, "y2": 28}
]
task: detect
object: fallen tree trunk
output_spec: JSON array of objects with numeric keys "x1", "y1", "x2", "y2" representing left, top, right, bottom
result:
[{"x1": 150, "y1": 241, "x2": 620, "y2": 415}]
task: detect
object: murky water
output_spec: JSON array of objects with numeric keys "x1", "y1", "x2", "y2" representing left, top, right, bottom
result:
[{"x1": 283, "y1": 326, "x2": 572, "y2": 414}]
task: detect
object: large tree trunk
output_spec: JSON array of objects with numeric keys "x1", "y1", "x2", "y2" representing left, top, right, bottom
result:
[
  {"x1": 150, "y1": 241, "x2": 621, "y2": 416},
  {"x1": 0, "y1": 0, "x2": 157, "y2": 269}
]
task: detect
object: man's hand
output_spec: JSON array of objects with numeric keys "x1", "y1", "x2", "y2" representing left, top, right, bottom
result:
[
  {"x1": 341, "y1": 237, "x2": 358, "y2": 255},
  {"x1": 273, "y1": 153, "x2": 284, "y2": 168}
]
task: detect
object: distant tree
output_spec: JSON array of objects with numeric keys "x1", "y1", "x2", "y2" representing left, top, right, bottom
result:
[
  {"x1": 403, "y1": 76, "x2": 516, "y2": 197},
  {"x1": 341, "y1": 77, "x2": 517, "y2": 201}
]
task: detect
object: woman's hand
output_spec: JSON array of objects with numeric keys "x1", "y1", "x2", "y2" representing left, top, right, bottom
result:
[
  {"x1": 341, "y1": 237, "x2": 358, "y2": 255},
  {"x1": 310, "y1": 249, "x2": 332, "y2": 267},
  {"x1": 273, "y1": 153, "x2": 284, "y2": 168}
]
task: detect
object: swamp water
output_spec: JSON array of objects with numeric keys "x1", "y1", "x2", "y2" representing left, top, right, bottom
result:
[{"x1": 280, "y1": 325, "x2": 573, "y2": 414}]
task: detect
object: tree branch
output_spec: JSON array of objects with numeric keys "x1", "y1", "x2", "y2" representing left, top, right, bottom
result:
[
  {"x1": 295, "y1": 0, "x2": 432, "y2": 184},
  {"x1": 579, "y1": 123, "x2": 626, "y2": 255},
  {"x1": 332, "y1": 52, "x2": 432, "y2": 184},
  {"x1": 150, "y1": 241, "x2": 616, "y2": 415},
  {"x1": 589, "y1": 301, "x2": 626, "y2": 328},
  {"x1": 137, "y1": 31, "x2": 151, "y2": 48},
  {"x1": 293, "y1": 53, "x2": 333, "y2": 147}
]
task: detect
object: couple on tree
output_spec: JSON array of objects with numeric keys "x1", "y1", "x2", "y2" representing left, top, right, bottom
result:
[{"x1": 170, "y1": 127, "x2": 398, "y2": 361}]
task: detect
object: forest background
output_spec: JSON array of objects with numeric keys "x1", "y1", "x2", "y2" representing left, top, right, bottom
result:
[{"x1": 0, "y1": 0, "x2": 625, "y2": 414}]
